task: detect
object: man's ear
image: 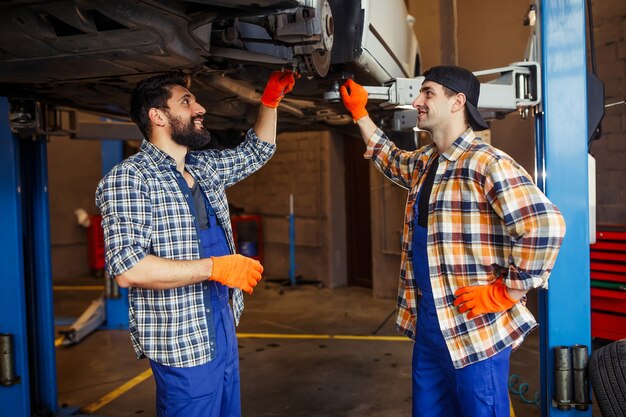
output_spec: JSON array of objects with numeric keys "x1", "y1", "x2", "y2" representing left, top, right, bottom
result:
[
  {"x1": 148, "y1": 108, "x2": 166, "y2": 127},
  {"x1": 452, "y1": 93, "x2": 467, "y2": 113}
]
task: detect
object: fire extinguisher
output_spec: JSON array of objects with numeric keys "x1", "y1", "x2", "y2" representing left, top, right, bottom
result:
[{"x1": 75, "y1": 208, "x2": 105, "y2": 278}]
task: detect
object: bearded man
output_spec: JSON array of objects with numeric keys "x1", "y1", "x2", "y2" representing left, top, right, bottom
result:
[{"x1": 96, "y1": 70, "x2": 295, "y2": 417}]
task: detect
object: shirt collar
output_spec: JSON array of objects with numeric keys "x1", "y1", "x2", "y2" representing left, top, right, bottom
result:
[
  {"x1": 441, "y1": 127, "x2": 476, "y2": 162},
  {"x1": 185, "y1": 152, "x2": 201, "y2": 166},
  {"x1": 140, "y1": 139, "x2": 176, "y2": 167},
  {"x1": 140, "y1": 139, "x2": 201, "y2": 168}
]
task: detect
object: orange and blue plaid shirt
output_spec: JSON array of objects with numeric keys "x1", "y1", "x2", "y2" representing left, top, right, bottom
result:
[{"x1": 365, "y1": 127, "x2": 565, "y2": 369}]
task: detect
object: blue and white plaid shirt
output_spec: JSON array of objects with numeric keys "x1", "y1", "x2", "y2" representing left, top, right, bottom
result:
[{"x1": 96, "y1": 129, "x2": 275, "y2": 367}]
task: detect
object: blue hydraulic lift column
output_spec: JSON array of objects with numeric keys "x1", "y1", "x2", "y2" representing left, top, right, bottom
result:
[
  {"x1": 0, "y1": 97, "x2": 59, "y2": 415},
  {"x1": 22, "y1": 131, "x2": 59, "y2": 414},
  {"x1": 537, "y1": 1, "x2": 591, "y2": 416},
  {"x1": 0, "y1": 97, "x2": 31, "y2": 416}
]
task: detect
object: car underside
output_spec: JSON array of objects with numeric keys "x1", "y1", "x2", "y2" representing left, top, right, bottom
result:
[{"x1": 0, "y1": 0, "x2": 419, "y2": 140}]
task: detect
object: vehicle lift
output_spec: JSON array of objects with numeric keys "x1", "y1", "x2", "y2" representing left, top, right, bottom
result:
[{"x1": 0, "y1": 1, "x2": 593, "y2": 416}]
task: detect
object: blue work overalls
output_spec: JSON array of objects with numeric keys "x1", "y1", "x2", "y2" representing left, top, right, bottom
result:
[
  {"x1": 150, "y1": 182, "x2": 241, "y2": 417},
  {"x1": 411, "y1": 158, "x2": 511, "y2": 417}
]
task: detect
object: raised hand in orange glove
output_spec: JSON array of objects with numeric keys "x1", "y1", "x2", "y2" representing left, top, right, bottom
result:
[
  {"x1": 453, "y1": 278, "x2": 517, "y2": 319},
  {"x1": 210, "y1": 254, "x2": 263, "y2": 294},
  {"x1": 339, "y1": 79, "x2": 369, "y2": 121},
  {"x1": 261, "y1": 70, "x2": 296, "y2": 108}
]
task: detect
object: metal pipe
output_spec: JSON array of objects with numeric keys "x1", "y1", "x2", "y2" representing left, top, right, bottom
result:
[
  {"x1": 0, "y1": 334, "x2": 17, "y2": 386},
  {"x1": 105, "y1": 272, "x2": 120, "y2": 299},
  {"x1": 288, "y1": 194, "x2": 296, "y2": 286},
  {"x1": 554, "y1": 346, "x2": 573, "y2": 410},
  {"x1": 572, "y1": 344, "x2": 590, "y2": 410},
  {"x1": 105, "y1": 272, "x2": 112, "y2": 298},
  {"x1": 111, "y1": 279, "x2": 120, "y2": 299}
]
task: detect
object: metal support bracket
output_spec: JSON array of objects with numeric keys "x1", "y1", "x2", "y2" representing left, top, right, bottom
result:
[{"x1": 351, "y1": 61, "x2": 542, "y2": 130}]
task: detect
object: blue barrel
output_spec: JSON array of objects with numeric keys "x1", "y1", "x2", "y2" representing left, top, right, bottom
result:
[{"x1": 239, "y1": 241, "x2": 258, "y2": 257}]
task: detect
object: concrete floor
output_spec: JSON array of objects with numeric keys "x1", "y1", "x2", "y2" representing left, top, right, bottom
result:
[{"x1": 53, "y1": 277, "x2": 599, "y2": 417}]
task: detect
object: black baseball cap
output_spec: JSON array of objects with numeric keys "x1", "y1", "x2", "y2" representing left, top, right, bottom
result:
[{"x1": 423, "y1": 65, "x2": 489, "y2": 131}]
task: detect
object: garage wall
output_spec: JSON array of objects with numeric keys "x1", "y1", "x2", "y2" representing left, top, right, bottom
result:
[
  {"x1": 589, "y1": 0, "x2": 626, "y2": 223},
  {"x1": 48, "y1": 114, "x2": 103, "y2": 279},
  {"x1": 226, "y1": 131, "x2": 348, "y2": 288}
]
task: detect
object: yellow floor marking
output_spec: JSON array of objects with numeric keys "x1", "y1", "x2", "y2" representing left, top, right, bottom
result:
[
  {"x1": 237, "y1": 333, "x2": 409, "y2": 341},
  {"x1": 76, "y1": 332, "x2": 514, "y2": 414},
  {"x1": 53, "y1": 285, "x2": 104, "y2": 291},
  {"x1": 82, "y1": 368, "x2": 153, "y2": 414}
]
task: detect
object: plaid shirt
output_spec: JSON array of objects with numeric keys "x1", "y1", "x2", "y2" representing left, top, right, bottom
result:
[
  {"x1": 366, "y1": 127, "x2": 565, "y2": 369},
  {"x1": 96, "y1": 129, "x2": 275, "y2": 367}
]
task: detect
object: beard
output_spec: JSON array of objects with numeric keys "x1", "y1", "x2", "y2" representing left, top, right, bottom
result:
[{"x1": 167, "y1": 112, "x2": 211, "y2": 150}]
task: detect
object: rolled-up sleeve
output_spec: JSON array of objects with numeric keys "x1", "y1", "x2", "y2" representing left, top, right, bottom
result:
[
  {"x1": 366, "y1": 128, "x2": 424, "y2": 191},
  {"x1": 484, "y1": 156, "x2": 566, "y2": 290},
  {"x1": 194, "y1": 128, "x2": 276, "y2": 188},
  {"x1": 95, "y1": 164, "x2": 152, "y2": 278}
]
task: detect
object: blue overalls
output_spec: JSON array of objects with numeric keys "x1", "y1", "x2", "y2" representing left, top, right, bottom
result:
[
  {"x1": 411, "y1": 157, "x2": 511, "y2": 417},
  {"x1": 149, "y1": 180, "x2": 241, "y2": 417}
]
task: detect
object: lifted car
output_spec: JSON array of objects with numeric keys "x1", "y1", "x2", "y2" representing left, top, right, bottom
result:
[{"x1": 0, "y1": 0, "x2": 420, "y2": 141}]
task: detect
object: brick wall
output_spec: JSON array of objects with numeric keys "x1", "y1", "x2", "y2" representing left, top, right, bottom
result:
[
  {"x1": 590, "y1": 0, "x2": 626, "y2": 224},
  {"x1": 227, "y1": 131, "x2": 347, "y2": 288},
  {"x1": 48, "y1": 113, "x2": 103, "y2": 279}
]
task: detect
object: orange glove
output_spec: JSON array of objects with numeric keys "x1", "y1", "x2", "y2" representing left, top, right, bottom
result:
[
  {"x1": 453, "y1": 278, "x2": 517, "y2": 319},
  {"x1": 261, "y1": 70, "x2": 296, "y2": 108},
  {"x1": 210, "y1": 254, "x2": 263, "y2": 294},
  {"x1": 339, "y1": 79, "x2": 369, "y2": 121}
]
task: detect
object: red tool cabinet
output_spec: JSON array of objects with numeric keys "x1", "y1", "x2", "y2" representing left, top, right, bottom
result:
[{"x1": 590, "y1": 226, "x2": 626, "y2": 341}]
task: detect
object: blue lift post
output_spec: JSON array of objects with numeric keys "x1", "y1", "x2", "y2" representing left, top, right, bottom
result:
[
  {"x1": 537, "y1": 1, "x2": 592, "y2": 416},
  {"x1": 0, "y1": 97, "x2": 31, "y2": 416},
  {"x1": 0, "y1": 97, "x2": 58, "y2": 416},
  {"x1": 0, "y1": 100, "x2": 124, "y2": 416},
  {"x1": 22, "y1": 133, "x2": 59, "y2": 413}
]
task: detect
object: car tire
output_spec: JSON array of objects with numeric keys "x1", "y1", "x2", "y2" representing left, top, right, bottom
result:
[{"x1": 589, "y1": 338, "x2": 626, "y2": 417}]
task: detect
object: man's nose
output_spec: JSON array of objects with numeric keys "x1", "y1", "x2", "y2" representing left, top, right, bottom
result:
[
  {"x1": 412, "y1": 95, "x2": 423, "y2": 109},
  {"x1": 194, "y1": 102, "x2": 206, "y2": 115}
]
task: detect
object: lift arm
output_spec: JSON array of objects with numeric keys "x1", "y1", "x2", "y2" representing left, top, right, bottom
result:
[{"x1": 326, "y1": 61, "x2": 541, "y2": 131}]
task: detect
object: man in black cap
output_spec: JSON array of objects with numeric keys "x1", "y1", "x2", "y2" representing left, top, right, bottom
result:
[{"x1": 340, "y1": 67, "x2": 565, "y2": 417}]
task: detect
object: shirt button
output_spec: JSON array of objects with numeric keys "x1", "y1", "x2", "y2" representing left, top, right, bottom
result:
[
  {"x1": 185, "y1": 194, "x2": 189, "y2": 198},
  {"x1": 206, "y1": 308, "x2": 211, "y2": 313},
  {"x1": 203, "y1": 285, "x2": 208, "y2": 289}
]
